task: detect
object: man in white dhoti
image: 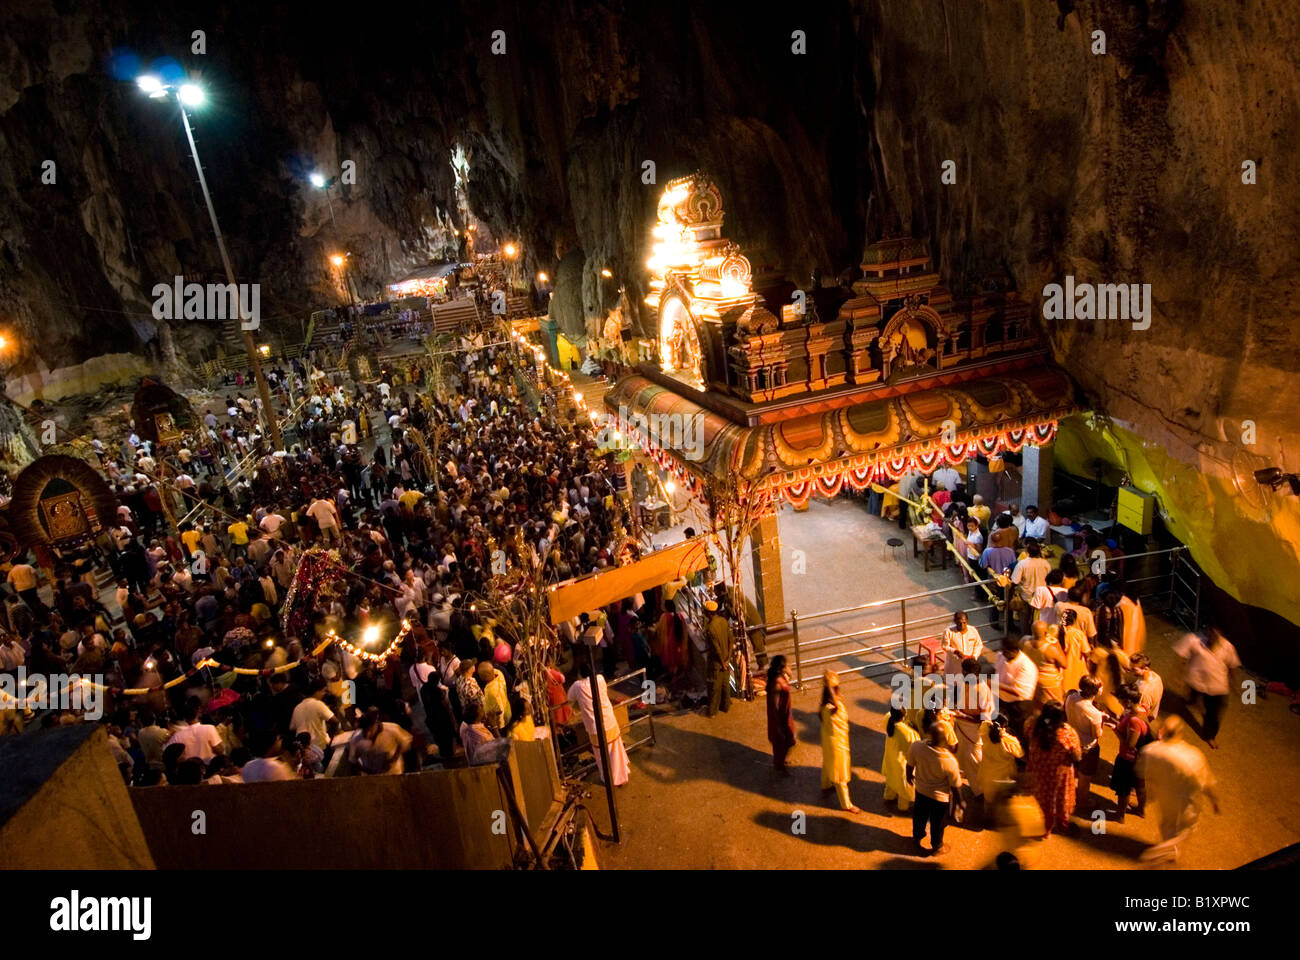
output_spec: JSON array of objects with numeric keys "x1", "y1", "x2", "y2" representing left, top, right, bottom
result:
[{"x1": 567, "y1": 661, "x2": 630, "y2": 786}]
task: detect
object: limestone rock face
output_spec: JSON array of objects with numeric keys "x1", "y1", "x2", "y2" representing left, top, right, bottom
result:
[
  {"x1": 859, "y1": 0, "x2": 1300, "y2": 626},
  {"x1": 0, "y1": 0, "x2": 1297, "y2": 623}
]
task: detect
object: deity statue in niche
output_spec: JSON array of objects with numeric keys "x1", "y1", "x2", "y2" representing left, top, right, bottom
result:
[
  {"x1": 603, "y1": 305, "x2": 626, "y2": 362},
  {"x1": 660, "y1": 297, "x2": 704, "y2": 389},
  {"x1": 879, "y1": 299, "x2": 942, "y2": 381},
  {"x1": 39, "y1": 491, "x2": 90, "y2": 543},
  {"x1": 154, "y1": 412, "x2": 181, "y2": 443}
]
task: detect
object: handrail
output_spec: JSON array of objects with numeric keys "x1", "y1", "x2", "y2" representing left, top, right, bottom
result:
[
  {"x1": 775, "y1": 578, "x2": 999, "y2": 630},
  {"x1": 778, "y1": 543, "x2": 1189, "y2": 688},
  {"x1": 175, "y1": 396, "x2": 310, "y2": 529},
  {"x1": 772, "y1": 543, "x2": 1187, "y2": 633}
]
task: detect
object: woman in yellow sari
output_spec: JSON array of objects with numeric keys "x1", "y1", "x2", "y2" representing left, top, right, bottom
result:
[
  {"x1": 881, "y1": 481, "x2": 901, "y2": 521},
  {"x1": 820, "y1": 671, "x2": 861, "y2": 813},
  {"x1": 977, "y1": 714, "x2": 1024, "y2": 816},
  {"x1": 881, "y1": 705, "x2": 919, "y2": 811}
]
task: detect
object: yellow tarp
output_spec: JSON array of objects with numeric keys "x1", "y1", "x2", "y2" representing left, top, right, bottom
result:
[
  {"x1": 547, "y1": 537, "x2": 710, "y2": 624},
  {"x1": 556, "y1": 334, "x2": 582, "y2": 372}
]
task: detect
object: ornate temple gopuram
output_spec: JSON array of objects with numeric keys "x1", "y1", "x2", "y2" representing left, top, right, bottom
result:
[{"x1": 607, "y1": 173, "x2": 1079, "y2": 621}]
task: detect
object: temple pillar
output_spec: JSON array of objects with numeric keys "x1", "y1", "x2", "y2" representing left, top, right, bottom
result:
[
  {"x1": 971, "y1": 457, "x2": 999, "y2": 505},
  {"x1": 750, "y1": 512, "x2": 785, "y2": 627},
  {"x1": 1021, "y1": 443, "x2": 1055, "y2": 515},
  {"x1": 538, "y1": 317, "x2": 560, "y2": 368}
]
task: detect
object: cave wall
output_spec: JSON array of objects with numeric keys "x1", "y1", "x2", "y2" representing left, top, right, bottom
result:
[
  {"x1": 1, "y1": 0, "x2": 1297, "y2": 625},
  {"x1": 858, "y1": 0, "x2": 1300, "y2": 626}
]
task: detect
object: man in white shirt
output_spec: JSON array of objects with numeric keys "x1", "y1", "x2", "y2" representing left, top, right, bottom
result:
[
  {"x1": 165, "y1": 701, "x2": 224, "y2": 762},
  {"x1": 1056, "y1": 586, "x2": 1098, "y2": 642},
  {"x1": 1173, "y1": 627, "x2": 1240, "y2": 748},
  {"x1": 940, "y1": 611, "x2": 982, "y2": 678},
  {"x1": 259, "y1": 510, "x2": 286, "y2": 540},
  {"x1": 567, "y1": 662, "x2": 630, "y2": 786},
  {"x1": 240, "y1": 730, "x2": 296, "y2": 782},
  {"x1": 1022, "y1": 505, "x2": 1049, "y2": 541},
  {"x1": 996, "y1": 638, "x2": 1038, "y2": 740},
  {"x1": 1065, "y1": 676, "x2": 1106, "y2": 808},
  {"x1": 1136, "y1": 717, "x2": 1219, "y2": 864},
  {"x1": 1010, "y1": 541, "x2": 1052, "y2": 634},
  {"x1": 1130, "y1": 653, "x2": 1163, "y2": 721},
  {"x1": 306, "y1": 497, "x2": 341, "y2": 544},
  {"x1": 290, "y1": 680, "x2": 338, "y2": 750},
  {"x1": 931, "y1": 464, "x2": 962, "y2": 494}
]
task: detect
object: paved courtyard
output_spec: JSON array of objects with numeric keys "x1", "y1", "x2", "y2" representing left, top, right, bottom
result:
[{"x1": 583, "y1": 613, "x2": 1300, "y2": 870}]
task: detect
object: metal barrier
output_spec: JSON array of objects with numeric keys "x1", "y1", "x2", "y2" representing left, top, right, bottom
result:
[
  {"x1": 773, "y1": 544, "x2": 1199, "y2": 689},
  {"x1": 175, "y1": 396, "x2": 309, "y2": 530},
  {"x1": 550, "y1": 667, "x2": 657, "y2": 779}
]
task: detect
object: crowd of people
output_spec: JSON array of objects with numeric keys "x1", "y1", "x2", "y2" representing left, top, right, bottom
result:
[
  {"x1": 766, "y1": 473, "x2": 1234, "y2": 866},
  {"x1": 0, "y1": 332, "x2": 1246, "y2": 868},
  {"x1": 0, "y1": 334, "x2": 707, "y2": 791}
]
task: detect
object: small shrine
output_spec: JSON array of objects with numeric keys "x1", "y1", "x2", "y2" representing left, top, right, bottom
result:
[
  {"x1": 640, "y1": 173, "x2": 1037, "y2": 407},
  {"x1": 617, "y1": 174, "x2": 1076, "y2": 624},
  {"x1": 131, "y1": 377, "x2": 197, "y2": 446}
]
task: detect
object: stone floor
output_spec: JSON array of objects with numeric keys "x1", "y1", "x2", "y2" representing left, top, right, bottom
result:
[
  {"x1": 582, "y1": 611, "x2": 1300, "y2": 869},
  {"x1": 573, "y1": 381, "x2": 1300, "y2": 869}
]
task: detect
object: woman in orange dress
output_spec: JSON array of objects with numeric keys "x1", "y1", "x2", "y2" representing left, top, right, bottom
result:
[
  {"x1": 1027, "y1": 701, "x2": 1082, "y2": 837},
  {"x1": 1059, "y1": 608, "x2": 1092, "y2": 697}
]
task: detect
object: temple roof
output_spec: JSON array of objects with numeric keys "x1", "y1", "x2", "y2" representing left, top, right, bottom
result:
[
  {"x1": 605, "y1": 366, "x2": 1078, "y2": 504},
  {"x1": 862, "y1": 236, "x2": 931, "y2": 268}
]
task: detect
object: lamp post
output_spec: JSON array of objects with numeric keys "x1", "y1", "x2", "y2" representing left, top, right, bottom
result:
[
  {"x1": 310, "y1": 171, "x2": 359, "y2": 312},
  {"x1": 137, "y1": 75, "x2": 282, "y2": 451}
]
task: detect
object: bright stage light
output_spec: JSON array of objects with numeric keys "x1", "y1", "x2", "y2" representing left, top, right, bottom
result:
[
  {"x1": 136, "y1": 75, "x2": 163, "y2": 94},
  {"x1": 309, "y1": 171, "x2": 326, "y2": 188},
  {"x1": 362, "y1": 625, "x2": 381, "y2": 647}
]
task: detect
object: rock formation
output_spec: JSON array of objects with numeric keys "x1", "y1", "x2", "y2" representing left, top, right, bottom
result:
[{"x1": 0, "y1": 0, "x2": 1297, "y2": 632}]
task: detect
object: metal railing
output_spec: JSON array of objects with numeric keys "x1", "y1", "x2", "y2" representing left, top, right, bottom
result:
[
  {"x1": 550, "y1": 667, "x2": 657, "y2": 779},
  {"x1": 771, "y1": 543, "x2": 1198, "y2": 689},
  {"x1": 175, "y1": 396, "x2": 310, "y2": 529}
]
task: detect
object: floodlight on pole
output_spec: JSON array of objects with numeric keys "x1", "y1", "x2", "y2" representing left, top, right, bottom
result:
[
  {"x1": 134, "y1": 73, "x2": 283, "y2": 451},
  {"x1": 309, "y1": 171, "x2": 326, "y2": 188}
]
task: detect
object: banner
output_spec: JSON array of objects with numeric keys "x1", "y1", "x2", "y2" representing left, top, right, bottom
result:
[{"x1": 547, "y1": 536, "x2": 710, "y2": 624}]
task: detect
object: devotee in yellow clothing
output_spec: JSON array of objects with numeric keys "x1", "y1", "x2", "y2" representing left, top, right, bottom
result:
[
  {"x1": 881, "y1": 707, "x2": 919, "y2": 811},
  {"x1": 476, "y1": 661, "x2": 512, "y2": 733},
  {"x1": 977, "y1": 717, "x2": 1024, "y2": 810},
  {"x1": 881, "y1": 482, "x2": 901, "y2": 521},
  {"x1": 819, "y1": 671, "x2": 860, "y2": 813},
  {"x1": 999, "y1": 792, "x2": 1047, "y2": 868},
  {"x1": 1059, "y1": 609, "x2": 1091, "y2": 695}
]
